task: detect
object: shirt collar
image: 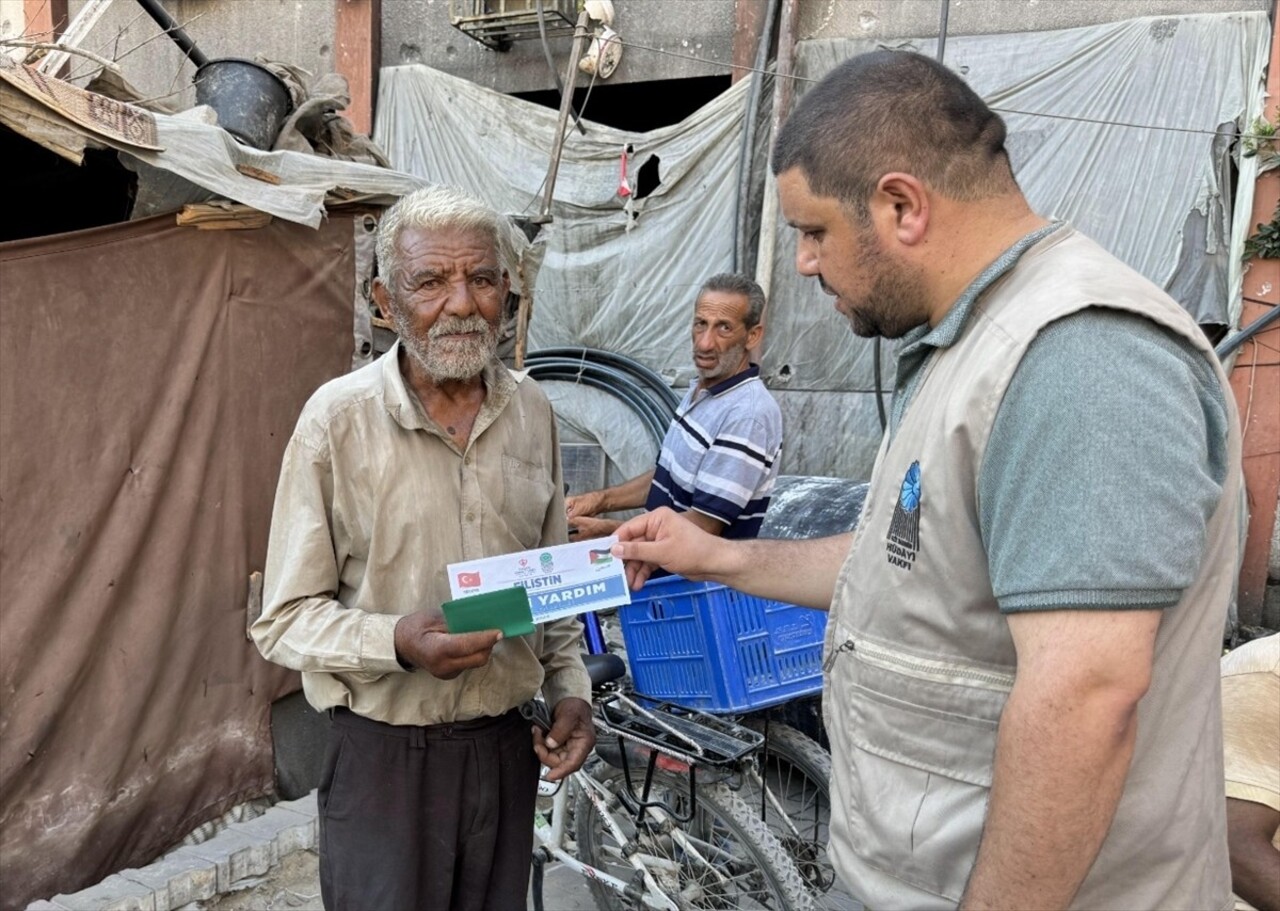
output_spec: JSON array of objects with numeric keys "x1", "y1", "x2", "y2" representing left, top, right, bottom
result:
[
  {"x1": 698, "y1": 363, "x2": 761, "y2": 398},
  {"x1": 380, "y1": 339, "x2": 516, "y2": 434},
  {"x1": 897, "y1": 221, "x2": 1065, "y2": 358}
]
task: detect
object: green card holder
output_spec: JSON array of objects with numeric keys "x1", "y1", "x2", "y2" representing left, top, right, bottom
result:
[{"x1": 441, "y1": 586, "x2": 535, "y2": 638}]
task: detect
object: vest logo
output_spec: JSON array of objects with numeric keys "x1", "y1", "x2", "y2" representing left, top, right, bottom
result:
[{"x1": 886, "y1": 461, "x2": 921, "y2": 571}]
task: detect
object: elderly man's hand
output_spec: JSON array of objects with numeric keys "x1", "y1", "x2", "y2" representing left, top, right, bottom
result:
[
  {"x1": 567, "y1": 515, "x2": 623, "y2": 540},
  {"x1": 566, "y1": 490, "x2": 606, "y2": 520},
  {"x1": 533, "y1": 697, "x2": 595, "y2": 781},
  {"x1": 394, "y1": 609, "x2": 501, "y2": 679}
]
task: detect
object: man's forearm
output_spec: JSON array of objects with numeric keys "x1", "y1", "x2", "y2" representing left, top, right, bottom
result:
[
  {"x1": 711, "y1": 533, "x2": 851, "y2": 609},
  {"x1": 1226, "y1": 798, "x2": 1280, "y2": 911},
  {"x1": 598, "y1": 470, "x2": 656, "y2": 513},
  {"x1": 960, "y1": 681, "x2": 1140, "y2": 910}
]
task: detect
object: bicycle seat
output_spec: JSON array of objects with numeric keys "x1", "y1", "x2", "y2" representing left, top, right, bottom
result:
[{"x1": 583, "y1": 653, "x2": 626, "y2": 687}]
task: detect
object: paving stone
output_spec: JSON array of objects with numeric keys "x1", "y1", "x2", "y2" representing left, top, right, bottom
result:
[
  {"x1": 226, "y1": 809, "x2": 316, "y2": 861},
  {"x1": 272, "y1": 791, "x2": 318, "y2": 820},
  {"x1": 176, "y1": 826, "x2": 276, "y2": 891},
  {"x1": 117, "y1": 851, "x2": 217, "y2": 911},
  {"x1": 51, "y1": 874, "x2": 156, "y2": 911},
  {"x1": 24, "y1": 901, "x2": 73, "y2": 910}
]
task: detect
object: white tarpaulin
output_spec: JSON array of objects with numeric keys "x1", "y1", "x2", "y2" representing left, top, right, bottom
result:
[{"x1": 375, "y1": 11, "x2": 1267, "y2": 481}]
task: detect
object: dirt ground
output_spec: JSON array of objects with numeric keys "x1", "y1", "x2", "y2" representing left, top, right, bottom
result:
[{"x1": 200, "y1": 850, "x2": 322, "y2": 910}]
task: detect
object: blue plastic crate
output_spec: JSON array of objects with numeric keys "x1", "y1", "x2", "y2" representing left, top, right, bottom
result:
[{"x1": 617, "y1": 574, "x2": 827, "y2": 713}]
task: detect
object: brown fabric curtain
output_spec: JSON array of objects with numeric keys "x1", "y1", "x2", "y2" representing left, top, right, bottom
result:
[{"x1": 0, "y1": 214, "x2": 355, "y2": 907}]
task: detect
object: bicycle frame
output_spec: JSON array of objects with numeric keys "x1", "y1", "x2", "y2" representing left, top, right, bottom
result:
[{"x1": 534, "y1": 762, "x2": 682, "y2": 910}]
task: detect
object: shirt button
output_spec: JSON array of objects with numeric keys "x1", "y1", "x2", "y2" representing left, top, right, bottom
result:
[{"x1": 466, "y1": 512, "x2": 476, "y2": 523}]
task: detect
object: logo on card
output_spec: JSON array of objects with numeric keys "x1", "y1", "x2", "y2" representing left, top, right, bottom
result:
[
  {"x1": 885, "y1": 461, "x2": 921, "y2": 572},
  {"x1": 539, "y1": 552, "x2": 555, "y2": 573},
  {"x1": 456, "y1": 571, "x2": 482, "y2": 588},
  {"x1": 588, "y1": 549, "x2": 613, "y2": 566}
]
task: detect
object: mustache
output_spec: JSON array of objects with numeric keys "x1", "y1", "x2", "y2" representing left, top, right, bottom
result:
[{"x1": 429, "y1": 316, "x2": 492, "y2": 339}]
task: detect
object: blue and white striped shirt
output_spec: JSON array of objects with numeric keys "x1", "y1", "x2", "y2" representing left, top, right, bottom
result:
[{"x1": 645, "y1": 365, "x2": 783, "y2": 539}]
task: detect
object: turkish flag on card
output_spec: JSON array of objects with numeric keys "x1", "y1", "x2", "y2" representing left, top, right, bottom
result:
[{"x1": 456, "y1": 571, "x2": 482, "y2": 588}]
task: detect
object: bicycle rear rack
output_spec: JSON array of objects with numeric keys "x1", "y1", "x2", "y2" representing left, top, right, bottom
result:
[{"x1": 593, "y1": 692, "x2": 765, "y2": 823}]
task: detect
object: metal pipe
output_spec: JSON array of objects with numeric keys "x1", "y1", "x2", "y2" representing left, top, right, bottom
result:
[
  {"x1": 936, "y1": 0, "x2": 950, "y2": 63},
  {"x1": 534, "y1": 10, "x2": 591, "y2": 225},
  {"x1": 733, "y1": 0, "x2": 781, "y2": 273},
  {"x1": 1216, "y1": 304, "x2": 1280, "y2": 360},
  {"x1": 134, "y1": 0, "x2": 207, "y2": 68}
]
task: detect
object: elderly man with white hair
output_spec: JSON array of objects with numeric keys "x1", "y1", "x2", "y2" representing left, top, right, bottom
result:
[{"x1": 252, "y1": 185, "x2": 593, "y2": 911}]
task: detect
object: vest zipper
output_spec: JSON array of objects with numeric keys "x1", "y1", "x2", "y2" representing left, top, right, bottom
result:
[
  {"x1": 823, "y1": 638, "x2": 856, "y2": 672},
  {"x1": 824, "y1": 636, "x2": 1015, "y2": 690}
]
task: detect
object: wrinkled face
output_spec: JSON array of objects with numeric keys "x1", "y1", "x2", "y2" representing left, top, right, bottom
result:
[
  {"x1": 378, "y1": 226, "x2": 507, "y2": 382},
  {"x1": 777, "y1": 167, "x2": 929, "y2": 340},
  {"x1": 691, "y1": 290, "x2": 760, "y2": 386}
]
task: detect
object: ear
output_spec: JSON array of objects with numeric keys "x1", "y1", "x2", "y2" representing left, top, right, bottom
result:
[
  {"x1": 872, "y1": 172, "x2": 929, "y2": 247},
  {"x1": 745, "y1": 321, "x2": 765, "y2": 350},
  {"x1": 501, "y1": 269, "x2": 512, "y2": 298},
  {"x1": 372, "y1": 277, "x2": 393, "y2": 321}
]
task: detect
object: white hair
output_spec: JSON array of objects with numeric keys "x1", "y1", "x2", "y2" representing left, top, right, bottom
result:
[{"x1": 375, "y1": 185, "x2": 516, "y2": 287}]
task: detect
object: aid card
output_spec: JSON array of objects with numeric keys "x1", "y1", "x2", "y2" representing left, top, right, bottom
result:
[{"x1": 446, "y1": 536, "x2": 631, "y2": 623}]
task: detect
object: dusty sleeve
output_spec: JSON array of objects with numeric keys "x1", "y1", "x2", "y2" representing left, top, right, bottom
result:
[{"x1": 249, "y1": 432, "x2": 403, "y2": 679}]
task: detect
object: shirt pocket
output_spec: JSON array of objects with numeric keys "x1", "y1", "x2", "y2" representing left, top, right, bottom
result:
[{"x1": 500, "y1": 454, "x2": 556, "y2": 549}]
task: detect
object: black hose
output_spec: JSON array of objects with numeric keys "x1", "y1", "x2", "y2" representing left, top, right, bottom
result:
[
  {"x1": 528, "y1": 366, "x2": 670, "y2": 445},
  {"x1": 526, "y1": 348, "x2": 680, "y2": 449},
  {"x1": 1216, "y1": 304, "x2": 1280, "y2": 360},
  {"x1": 134, "y1": 0, "x2": 207, "y2": 68},
  {"x1": 529, "y1": 360, "x2": 673, "y2": 436},
  {"x1": 532, "y1": 346, "x2": 681, "y2": 410}
]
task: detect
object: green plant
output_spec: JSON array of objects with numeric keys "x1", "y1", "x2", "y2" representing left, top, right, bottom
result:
[
  {"x1": 1243, "y1": 203, "x2": 1280, "y2": 260},
  {"x1": 1242, "y1": 114, "x2": 1278, "y2": 160}
]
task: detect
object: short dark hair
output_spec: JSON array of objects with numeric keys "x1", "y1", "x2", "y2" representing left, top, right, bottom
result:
[
  {"x1": 772, "y1": 50, "x2": 1016, "y2": 214},
  {"x1": 698, "y1": 273, "x2": 767, "y2": 329}
]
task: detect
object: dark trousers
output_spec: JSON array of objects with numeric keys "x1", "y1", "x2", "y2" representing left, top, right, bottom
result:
[{"x1": 318, "y1": 707, "x2": 538, "y2": 911}]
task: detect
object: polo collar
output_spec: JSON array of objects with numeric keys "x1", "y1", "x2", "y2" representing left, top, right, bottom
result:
[
  {"x1": 699, "y1": 364, "x2": 761, "y2": 398},
  {"x1": 897, "y1": 221, "x2": 1066, "y2": 359}
]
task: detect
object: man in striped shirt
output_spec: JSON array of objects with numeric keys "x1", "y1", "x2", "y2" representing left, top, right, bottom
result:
[{"x1": 567, "y1": 273, "x2": 783, "y2": 540}]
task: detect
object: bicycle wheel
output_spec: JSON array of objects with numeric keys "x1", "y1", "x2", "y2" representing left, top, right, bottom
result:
[
  {"x1": 740, "y1": 720, "x2": 855, "y2": 910},
  {"x1": 574, "y1": 757, "x2": 815, "y2": 910}
]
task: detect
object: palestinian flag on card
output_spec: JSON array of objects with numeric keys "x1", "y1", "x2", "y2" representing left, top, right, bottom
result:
[{"x1": 588, "y1": 549, "x2": 612, "y2": 565}]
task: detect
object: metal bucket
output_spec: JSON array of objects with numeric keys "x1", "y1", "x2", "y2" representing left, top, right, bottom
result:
[{"x1": 193, "y1": 58, "x2": 292, "y2": 150}]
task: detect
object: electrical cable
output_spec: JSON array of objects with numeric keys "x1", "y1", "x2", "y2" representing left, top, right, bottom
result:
[{"x1": 535, "y1": 0, "x2": 585, "y2": 135}]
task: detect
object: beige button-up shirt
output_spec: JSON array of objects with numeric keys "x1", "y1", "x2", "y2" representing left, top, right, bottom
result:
[{"x1": 252, "y1": 342, "x2": 590, "y2": 725}]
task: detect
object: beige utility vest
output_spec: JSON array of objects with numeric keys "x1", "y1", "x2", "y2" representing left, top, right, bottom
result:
[{"x1": 825, "y1": 227, "x2": 1242, "y2": 910}]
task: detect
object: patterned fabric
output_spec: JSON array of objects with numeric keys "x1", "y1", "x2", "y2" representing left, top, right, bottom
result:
[{"x1": 644, "y1": 365, "x2": 783, "y2": 539}]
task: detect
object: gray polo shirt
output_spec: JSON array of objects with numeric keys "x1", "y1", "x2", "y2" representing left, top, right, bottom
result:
[{"x1": 891, "y1": 224, "x2": 1231, "y2": 614}]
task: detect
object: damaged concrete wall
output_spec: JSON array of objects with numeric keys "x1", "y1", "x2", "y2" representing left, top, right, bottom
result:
[{"x1": 64, "y1": 0, "x2": 335, "y2": 108}]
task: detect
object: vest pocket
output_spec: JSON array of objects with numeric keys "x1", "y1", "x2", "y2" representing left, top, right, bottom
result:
[{"x1": 830, "y1": 639, "x2": 1012, "y2": 902}]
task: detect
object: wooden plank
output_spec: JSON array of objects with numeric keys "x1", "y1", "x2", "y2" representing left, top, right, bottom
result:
[
  {"x1": 334, "y1": 0, "x2": 381, "y2": 137},
  {"x1": 731, "y1": 0, "x2": 766, "y2": 86}
]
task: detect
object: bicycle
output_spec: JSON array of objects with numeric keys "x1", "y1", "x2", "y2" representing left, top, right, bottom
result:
[
  {"x1": 735, "y1": 715, "x2": 856, "y2": 910},
  {"x1": 527, "y1": 650, "x2": 816, "y2": 911}
]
